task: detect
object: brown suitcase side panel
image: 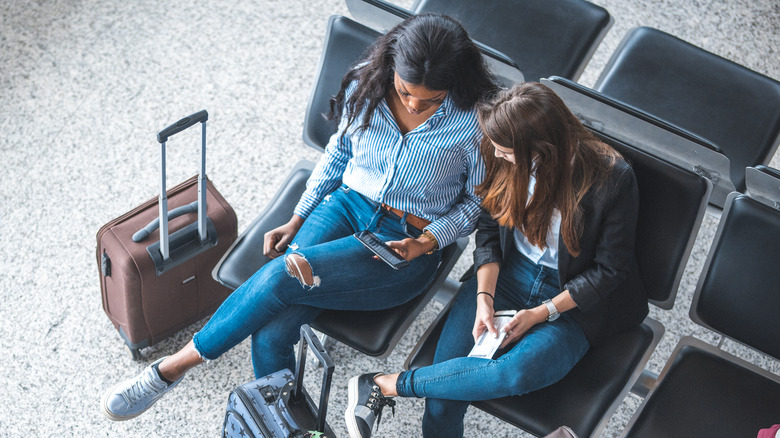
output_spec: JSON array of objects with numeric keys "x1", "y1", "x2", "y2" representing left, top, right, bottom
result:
[{"x1": 97, "y1": 177, "x2": 237, "y2": 350}]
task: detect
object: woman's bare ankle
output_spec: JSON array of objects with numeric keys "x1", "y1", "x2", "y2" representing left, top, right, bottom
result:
[
  {"x1": 158, "y1": 341, "x2": 203, "y2": 382},
  {"x1": 375, "y1": 373, "x2": 400, "y2": 397}
]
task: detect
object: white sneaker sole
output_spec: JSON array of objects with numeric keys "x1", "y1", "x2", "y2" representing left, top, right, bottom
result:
[
  {"x1": 344, "y1": 375, "x2": 364, "y2": 438},
  {"x1": 100, "y1": 378, "x2": 148, "y2": 421}
]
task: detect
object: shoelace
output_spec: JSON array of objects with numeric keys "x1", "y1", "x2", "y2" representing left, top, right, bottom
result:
[
  {"x1": 121, "y1": 368, "x2": 167, "y2": 406},
  {"x1": 367, "y1": 384, "x2": 396, "y2": 431}
]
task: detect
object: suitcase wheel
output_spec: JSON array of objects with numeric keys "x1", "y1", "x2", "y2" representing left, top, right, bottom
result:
[{"x1": 129, "y1": 347, "x2": 142, "y2": 361}]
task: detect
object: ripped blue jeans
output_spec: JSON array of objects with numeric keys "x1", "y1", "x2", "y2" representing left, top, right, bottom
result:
[{"x1": 193, "y1": 185, "x2": 441, "y2": 377}]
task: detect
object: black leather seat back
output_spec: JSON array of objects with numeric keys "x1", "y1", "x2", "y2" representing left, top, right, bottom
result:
[
  {"x1": 691, "y1": 190, "x2": 780, "y2": 359},
  {"x1": 413, "y1": 0, "x2": 611, "y2": 81},
  {"x1": 543, "y1": 76, "x2": 713, "y2": 308},
  {"x1": 601, "y1": 134, "x2": 709, "y2": 309},
  {"x1": 302, "y1": 15, "x2": 380, "y2": 152},
  {"x1": 595, "y1": 27, "x2": 780, "y2": 192}
]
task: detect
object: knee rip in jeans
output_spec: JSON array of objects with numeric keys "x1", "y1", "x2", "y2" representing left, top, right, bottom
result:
[{"x1": 285, "y1": 253, "x2": 321, "y2": 288}]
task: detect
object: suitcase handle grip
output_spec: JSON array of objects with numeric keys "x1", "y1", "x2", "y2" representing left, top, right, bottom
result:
[
  {"x1": 157, "y1": 110, "x2": 208, "y2": 143},
  {"x1": 132, "y1": 201, "x2": 198, "y2": 242}
]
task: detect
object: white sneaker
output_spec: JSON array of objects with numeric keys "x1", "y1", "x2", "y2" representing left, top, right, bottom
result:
[{"x1": 101, "y1": 357, "x2": 182, "y2": 421}]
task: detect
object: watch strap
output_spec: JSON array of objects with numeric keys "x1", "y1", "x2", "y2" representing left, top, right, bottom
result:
[{"x1": 543, "y1": 299, "x2": 559, "y2": 321}]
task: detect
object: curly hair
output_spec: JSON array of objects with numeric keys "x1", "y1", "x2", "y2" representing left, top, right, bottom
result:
[{"x1": 328, "y1": 13, "x2": 498, "y2": 135}]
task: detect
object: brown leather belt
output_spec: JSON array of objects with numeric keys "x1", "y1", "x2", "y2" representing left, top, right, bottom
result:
[{"x1": 381, "y1": 203, "x2": 431, "y2": 231}]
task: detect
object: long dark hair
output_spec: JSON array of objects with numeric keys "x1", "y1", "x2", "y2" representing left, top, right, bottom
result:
[
  {"x1": 328, "y1": 13, "x2": 497, "y2": 134},
  {"x1": 476, "y1": 82, "x2": 622, "y2": 256}
]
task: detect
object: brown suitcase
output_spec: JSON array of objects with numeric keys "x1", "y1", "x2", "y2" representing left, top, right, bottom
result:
[{"x1": 96, "y1": 110, "x2": 238, "y2": 359}]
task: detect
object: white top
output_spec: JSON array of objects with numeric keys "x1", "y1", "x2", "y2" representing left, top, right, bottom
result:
[{"x1": 512, "y1": 172, "x2": 561, "y2": 270}]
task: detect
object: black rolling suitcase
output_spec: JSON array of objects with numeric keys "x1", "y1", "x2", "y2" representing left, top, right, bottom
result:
[{"x1": 223, "y1": 325, "x2": 336, "y2": 438}]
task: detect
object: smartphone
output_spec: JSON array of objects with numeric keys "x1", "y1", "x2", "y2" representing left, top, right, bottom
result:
[{"x1": 353, "y1": 230, "x2": 410, "y2": 270}]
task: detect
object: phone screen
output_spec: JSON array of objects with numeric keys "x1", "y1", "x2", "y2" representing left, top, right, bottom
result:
[{"x1": 353, "y1": 230, "x2": 410, "y2": 270}]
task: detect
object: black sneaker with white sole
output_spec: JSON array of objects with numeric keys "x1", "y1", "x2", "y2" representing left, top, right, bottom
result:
[{"x1": 345, "y1": 373, "x2": 396, "y2": 438}]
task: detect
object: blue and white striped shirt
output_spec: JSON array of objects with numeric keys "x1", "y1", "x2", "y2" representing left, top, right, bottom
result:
[{"x1": 294, "y1": 81, "x2": 486, "y2": 247}]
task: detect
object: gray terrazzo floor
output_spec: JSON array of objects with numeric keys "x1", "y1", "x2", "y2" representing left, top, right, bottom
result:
[{"x1": 1, "y1": 0, "x2": 778, "y2": 436}]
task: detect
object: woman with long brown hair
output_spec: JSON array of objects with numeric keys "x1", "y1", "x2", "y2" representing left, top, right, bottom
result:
[{"x1": 345, "y1": 82, "x2": 648, "y2": 438}]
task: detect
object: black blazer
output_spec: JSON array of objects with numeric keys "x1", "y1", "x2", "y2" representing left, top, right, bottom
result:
[{"x1": 466, "y1": 159, "x2": 648, "y2": 346}]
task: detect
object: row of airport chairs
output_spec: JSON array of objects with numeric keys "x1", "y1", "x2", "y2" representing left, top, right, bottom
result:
[
  {"x1": 348, "y1": 0, "x2": 780, "y2": 211},
  {"x1": 212, "y1": 1, "x2": 780, "y2": 437}
]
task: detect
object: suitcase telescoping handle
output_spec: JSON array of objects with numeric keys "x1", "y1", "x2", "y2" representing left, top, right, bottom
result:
[
  {"x1": 156, "y1": 110, "x2": 209, "y2": 262},
  {"x1": 157, "y1": 109, "x2": 209, "y2": 143},
  {"x1": 295, "y1": 324, "x2": 335, "y2": 433}
]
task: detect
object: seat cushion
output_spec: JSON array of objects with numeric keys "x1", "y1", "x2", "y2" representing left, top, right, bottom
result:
[
  {"x1": 472, "y1": 322, "x2": 657, "y2": 436},
  {"x1": 215, "y1": 163, "x2": 312, "y2": 289},
  {"x1": 311, "y1": 302, "x2": 422, "y2": 357},
  {"x1": 625, "y1": 342, "x2": 780, "y2": 438},
  {"x1": 407, "y1": 311, "x2": 659, "y2": 437}
]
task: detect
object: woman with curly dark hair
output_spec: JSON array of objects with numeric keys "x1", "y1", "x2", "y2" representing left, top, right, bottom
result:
[
  {"x1": 102, "y1": 13, "x2": 498, "y2": 422},
  {"x1": 346, "y1": 82, "x2": 648, "y2": 438}
]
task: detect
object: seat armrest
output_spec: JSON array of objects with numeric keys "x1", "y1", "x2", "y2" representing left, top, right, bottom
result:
[
  {"x1": 212, "y1": 160, "x2": 315, "y2": 289},
  {"x1": 745, "y1": 165, "x2": 780, "y2": 209}
]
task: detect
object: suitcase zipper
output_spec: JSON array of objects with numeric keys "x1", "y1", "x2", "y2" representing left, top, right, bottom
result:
[{"x1": 234, "y1": 386, "x2": 275, "y2": 437}]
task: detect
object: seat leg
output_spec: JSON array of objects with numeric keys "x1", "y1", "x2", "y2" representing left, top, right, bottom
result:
[{"x1": 630, "y1": 368, "x2": 658, "y2": 398}]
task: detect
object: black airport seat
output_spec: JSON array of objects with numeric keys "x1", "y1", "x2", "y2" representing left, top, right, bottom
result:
[
  {"x1": 594, "y1": 27, "x2": 780, "y2": 206},
  {"x1": 346, "y1": 0, "x2": 612, "y2": 82},
  {"x1": 405, "y1": 78, "x2": 713, "y2": 437},
  {"x1": 302, "y1": 15, "x2": 381, "y2": 153},
  {"x1": 623, "y1": 166, "x2": 780, "y2": 438}
]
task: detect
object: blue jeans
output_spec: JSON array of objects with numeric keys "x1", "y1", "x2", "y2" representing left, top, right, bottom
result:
[
  {"x1": 396, "y1": 246, "x2": 589, "y2": 438},
  {"x1": 193, "y1": 185, "x2": 442, "y2": 377}
]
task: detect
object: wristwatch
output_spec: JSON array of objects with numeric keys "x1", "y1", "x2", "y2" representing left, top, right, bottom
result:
[{"x1": 542, "y1": 299, "x2": 560, "y2": 321}]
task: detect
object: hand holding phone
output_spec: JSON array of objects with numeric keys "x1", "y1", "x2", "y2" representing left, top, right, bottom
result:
[{"x1": 353, "y1": 230, "x2": 410, "y2": 270}]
